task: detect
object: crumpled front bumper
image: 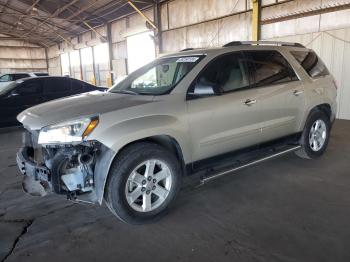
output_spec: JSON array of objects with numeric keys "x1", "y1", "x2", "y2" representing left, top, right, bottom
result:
[
  {"x1": 16, "y1": 135, "x2": 116, "y2": 204},
  {"x1": 16, "y1": 147, "x2": 52, "y2": 196}
]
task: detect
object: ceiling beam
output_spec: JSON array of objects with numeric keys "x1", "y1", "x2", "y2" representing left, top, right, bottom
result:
[
  {"x1": 24, "y1": 0, "x2": 81, "y2": 38},
  {"x1": 64, "y1": 0, "x2": 107, "y2": 24},
  {"x1": 0, "y1": 24, "x2": 51, "y2": 47},
  {"x1": 7, "y1": 0, "x2": 41, "y2": 34},
  {"x1": 0, "y1": 19, "x2": 54, "y2": 40},
  {"x1": 32, "y1": 0, "x2": 103, "y2": 45},
  {"x1": 0, "y1": 2, "x2": 79, "y2": 36},
  {"x1": 0, "y1": 11, "x2": 82, "y2": 20}
]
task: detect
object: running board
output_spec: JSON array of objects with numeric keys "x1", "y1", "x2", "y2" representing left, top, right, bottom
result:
[{"x1": 200, "y1": 145, "x2": 301, "y2": 184}]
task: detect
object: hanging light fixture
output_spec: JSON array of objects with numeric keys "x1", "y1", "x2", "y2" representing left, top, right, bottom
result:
[
  {"x1": 30, "y1": 7, "x2": 39, "y2": 16},
  {"x1": 16, "y1": 21, "x2": 25, "y2": 31}
]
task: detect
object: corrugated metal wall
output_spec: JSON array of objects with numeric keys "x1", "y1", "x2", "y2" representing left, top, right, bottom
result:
[
  {"x1": 161, "y1": 0, "x2": 252, "y2": 52},
  {"x1": 0, "y1": 39, "x2": 47, "y2": 73},
  {"x1": 47, "y1": 44, "x2": 61, "y2": 76}
]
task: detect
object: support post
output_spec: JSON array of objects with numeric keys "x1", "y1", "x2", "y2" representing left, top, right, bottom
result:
[
  {"x1": 44, "y1": 47, "x2": 49, "y2": 73},
  {"x1": 252, "y1": 0, "x2": 261, "y2": 41},
  {"x1": 107, "y1": 22, "x2": 114, "y2": 86},
  {"x1": 91, "y1": 47, "x2": 97, "y2": 85},
  {"x1": 128, "y1": 1, "x2": 157, "y2": 30},
  {"x1": 154, "y1": 0, "x2": 163, "y2": 54},
  {"x1": 78, "y1": 48, "x2": 84, "y2": 80}
]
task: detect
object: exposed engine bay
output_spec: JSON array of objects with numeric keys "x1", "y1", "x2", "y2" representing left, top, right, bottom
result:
[{"x1": 17, "y1": 129, "x2": 105, "y2": 203}]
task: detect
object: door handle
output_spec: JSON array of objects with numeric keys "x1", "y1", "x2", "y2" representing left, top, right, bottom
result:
[
  {"x1": 293, "y1": 90, "x2": 304, "y2": 96},
  {"x1": 244, "y1": 99, "x2": 257, "y2": 106}
]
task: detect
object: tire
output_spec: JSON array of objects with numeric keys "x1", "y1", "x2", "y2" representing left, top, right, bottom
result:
[
  {"x1": 105, "y1": 142, "x2": 182, "y2": 224},
  {"x1": 295, "y1": 110, "x2": 331, "y2": 159}
]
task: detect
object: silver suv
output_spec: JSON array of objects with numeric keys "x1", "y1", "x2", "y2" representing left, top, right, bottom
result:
[{"x1": 16, "y1": 41, "x2": 337, "y2": 224}]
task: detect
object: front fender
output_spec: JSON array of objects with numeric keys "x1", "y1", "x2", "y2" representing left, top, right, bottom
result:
[
  {"x1": 91, "y1": 115, "x2": 190, "y2": 204},
  {"x1": 93, "y1": 114, "x2": 190, "y2": 161}
]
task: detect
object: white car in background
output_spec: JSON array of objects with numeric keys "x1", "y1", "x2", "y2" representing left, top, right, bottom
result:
[{"x1": 0, "y1": 72, "x2": 49, "y2": 90}]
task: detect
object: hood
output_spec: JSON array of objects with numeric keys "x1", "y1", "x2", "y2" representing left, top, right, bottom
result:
[{"x1": 18, "y1": 91, "x2": 154, "y2": 130}]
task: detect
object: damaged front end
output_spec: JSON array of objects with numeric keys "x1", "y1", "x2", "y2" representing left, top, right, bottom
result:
[{"x1": 16, "y1": 129, "x2": 114, "y2": 204}]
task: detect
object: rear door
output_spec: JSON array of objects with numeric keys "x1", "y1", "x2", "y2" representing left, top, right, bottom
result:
[
  {"x1": 243, "y1": 50, "x2": 306, "y2": 142},
  {"x1": 187, "y1": 52, "x2": 264, "y2": 162},
  {"x1": 43, "y1": 77, "x2": 72, "y2": 102},
  {"x1": 1, "y1": 80, "x2": 43, "y2": 126}
]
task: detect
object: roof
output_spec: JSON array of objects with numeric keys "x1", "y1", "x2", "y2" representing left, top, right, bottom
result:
[
  {"x1": 161, "y1": 41, "x2": 308, "y2": 58},
  {"x1": 0, "y1": 0, "x2": 155, "y2": 47}
]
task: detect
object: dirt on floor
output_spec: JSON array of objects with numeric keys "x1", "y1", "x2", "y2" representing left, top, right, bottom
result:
[{"x1": 0, "y1": 120, "x2": 350, "y2": 262}]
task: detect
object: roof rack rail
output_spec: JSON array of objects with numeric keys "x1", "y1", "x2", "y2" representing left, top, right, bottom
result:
[
  {"x1": 223, "y1": 41, "x2": 305, "y2": 48},
  {"x1": 180, "y1": 48, "x2": 195, "y2": 52}
]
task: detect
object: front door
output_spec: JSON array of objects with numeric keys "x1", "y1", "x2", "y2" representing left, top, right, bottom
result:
[{"x1": 187, "y1": 52, "x2": 264, "y2": 162}]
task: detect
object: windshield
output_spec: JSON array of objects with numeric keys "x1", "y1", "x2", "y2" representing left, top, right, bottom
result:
[
  {"x1": 0, "y1": 74, "x2": 12, "y2": 82},
  {"x1": 110, "y1": 55, "x2": 204, "y2": 95}
]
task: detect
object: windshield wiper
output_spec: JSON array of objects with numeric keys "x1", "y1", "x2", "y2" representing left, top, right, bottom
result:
[{"x1": 112, "y1": 90, "x2": 139, "y2": 95}]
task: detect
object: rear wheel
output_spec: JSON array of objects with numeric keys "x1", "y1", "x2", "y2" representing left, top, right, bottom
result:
[
  {"x1": 295, "y1": 110, "x2": 331, "y2": 159},
  {"x1": 105, "y1": 142, "x2": 182, "y2": 224}
]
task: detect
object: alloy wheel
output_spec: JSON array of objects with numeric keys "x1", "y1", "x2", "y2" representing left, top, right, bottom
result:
[
  {"x1": 309, "y1": 119, "x2": 327, "y2": 152},
  {"x1": 125, "y1": 159, "x2": 173, "y2": 212}
]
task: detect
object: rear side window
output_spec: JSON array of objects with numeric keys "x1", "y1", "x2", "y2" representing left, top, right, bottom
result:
[
  {"x1": 34, "y1": 73, "x2": 49, "y2": 76},
  {"x1": 44, "y1": 78, "x2": 71, "y2": 94},
  {"x1": 244, "y1": 50, "x2": 298, "y2": 88},
  {"x1": 290, "y1": 51, "x2": 329, "y2": 78},
  {"x1": 13, "y1": 74, "x2": 30, "y2": 80},
  {"x1": 71, "y1": 79, "x2": 84, "y2": 92}
]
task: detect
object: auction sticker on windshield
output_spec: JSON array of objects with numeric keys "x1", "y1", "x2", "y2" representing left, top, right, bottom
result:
[{"x1": 176, "y1": 57, "x2": 199, "y2": 63}]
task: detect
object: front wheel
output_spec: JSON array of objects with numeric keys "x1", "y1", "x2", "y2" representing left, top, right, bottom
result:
[
  {"x1": 295, "y1": 110, "x2": 331, "y2": 159},
  {"x1": 105, "y1": 142, "x2": 182, "y2": 224}
]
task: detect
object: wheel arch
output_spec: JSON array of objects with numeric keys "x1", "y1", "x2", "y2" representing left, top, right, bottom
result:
[
  {"x1": 97, "y1": 135, "x2": 186, "y2": 204},
  {"x1": 120, "y1": 135, "x2": 186, "y2": 173},
  {"x1": 302, "y1": 103, "x2": 332, "y2": 130},
  {"x1": 315, "y1": 103, "x2": 332, "y2": 120}
]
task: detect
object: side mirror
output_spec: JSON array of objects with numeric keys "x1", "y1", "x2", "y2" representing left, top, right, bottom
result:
[{"x1": 187, "y1": 81, "x2": 218, "y2": 99}]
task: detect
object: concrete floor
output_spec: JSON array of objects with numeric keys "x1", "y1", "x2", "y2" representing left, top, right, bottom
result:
[{"x1": 0, "y1": 121, "x2": 349, "y2": 262}]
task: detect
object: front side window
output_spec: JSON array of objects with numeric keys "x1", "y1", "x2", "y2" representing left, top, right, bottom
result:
[
  {"x1": 44, "y1": 78, "x2": 70, "y2": 94},
  {"x1": 110, "y1": 56, "x2": 203, "y2": 95},
  {"x1": 15, "y1": 81, "x2": 43, "y2": 95},
  {"x1": 244, "y1": 50, "x2": 298, "y2": 87},
  {"x1": 290, "y1": 51, "x2": 329, "y2": 78},
  {"x1": 192, "y1": 52, "x2": 249, "y2": 94}
]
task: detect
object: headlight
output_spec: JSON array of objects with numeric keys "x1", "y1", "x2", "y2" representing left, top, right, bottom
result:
[{"x1": 38, "y1": 117, "x2": 99, "y2": 145}]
